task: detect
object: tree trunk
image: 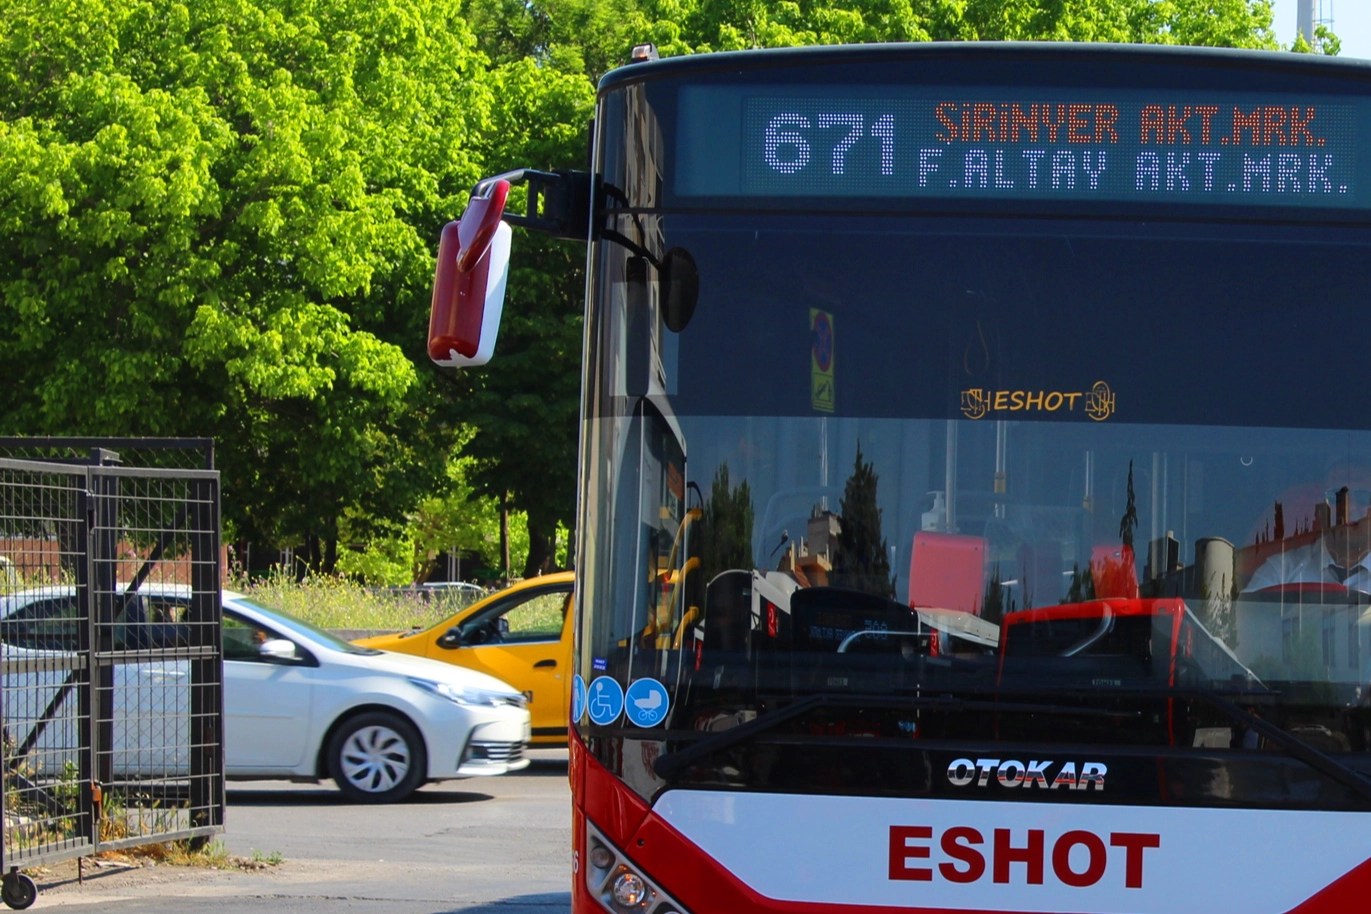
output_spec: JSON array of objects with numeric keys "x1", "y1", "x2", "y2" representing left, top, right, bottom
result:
[
  {"x1": 523, "y1": 518, "x2": 556, "y2": 579},
  {"x1": 499, "y1": 495, "x2": 511, "y2": 581},
  {"x1": 323, "y1": 535, "x2": 338, "y2": 576}
]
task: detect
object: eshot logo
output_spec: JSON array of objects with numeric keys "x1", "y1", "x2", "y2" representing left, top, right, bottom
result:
[
  {"x1": 960, "y1": 380, "x2": 1115, "y2": 421},
  {"x1": 888, "y1": 824, "x2": 1160, "y2": 889}
]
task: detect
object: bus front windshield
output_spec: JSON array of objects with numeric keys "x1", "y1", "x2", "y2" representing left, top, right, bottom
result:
[{"x1": 579, "y1": 206, "x2": 1371, "y2": 806}]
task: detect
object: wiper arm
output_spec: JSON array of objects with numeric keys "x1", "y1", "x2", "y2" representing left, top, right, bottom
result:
[
  {"x1": 652, "y1": 692, "x2": 1136, "y2": 780},
  {"x1": 1194, "y1": 691, "x2": 1371, "y2": 805},
  {"x1": 1003, "y1": 685, "x2": 1371, "y2": 806}
]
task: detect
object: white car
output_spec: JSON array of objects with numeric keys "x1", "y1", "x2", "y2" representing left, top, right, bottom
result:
[{"x1": 1, "y1": 586, "x2": 532, "y2": 802}]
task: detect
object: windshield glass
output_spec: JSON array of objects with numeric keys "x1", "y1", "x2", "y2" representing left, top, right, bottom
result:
[
  {"x1": 578, "y1": 205, "x2": 1371, "y2": 806},
  {"x1": 231, "y1": 598, "x2": 381, "y2": 655}
]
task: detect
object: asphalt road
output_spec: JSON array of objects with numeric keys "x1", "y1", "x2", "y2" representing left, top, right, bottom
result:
[{"x1": 28, "y1": 749, "x2": 573, "y2": 913}]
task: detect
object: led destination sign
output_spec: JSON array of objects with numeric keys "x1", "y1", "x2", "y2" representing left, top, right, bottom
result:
[{"x1": 674, "y1": 86, "x2": 1368, "y2": 208}]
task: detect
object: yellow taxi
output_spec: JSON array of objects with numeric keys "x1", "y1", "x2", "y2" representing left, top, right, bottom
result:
[{"x1": 354, "y1": 572, "x2": 575, "y2": 746}]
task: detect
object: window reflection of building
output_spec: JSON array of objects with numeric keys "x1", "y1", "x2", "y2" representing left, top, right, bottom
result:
[{"x1": 1223, "y1": 485, "x2": 1371, "y2": 693}]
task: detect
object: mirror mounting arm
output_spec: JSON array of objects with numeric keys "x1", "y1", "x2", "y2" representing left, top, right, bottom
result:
[{"x1": 477, "y1": 169, "x2": 593, "y2": 241}]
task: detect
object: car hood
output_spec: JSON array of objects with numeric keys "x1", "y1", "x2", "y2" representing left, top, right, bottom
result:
[
  {"x1": 352, "y1": 630, "x2": 421, "y2": 650},
  {"x1": 331, "y1": 646, "x2": 524, "y2": 696}
]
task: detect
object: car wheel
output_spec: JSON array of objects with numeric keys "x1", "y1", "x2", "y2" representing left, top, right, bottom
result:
[{"x1": 327, "y1": 711, "x2": 427, "y2": 803}]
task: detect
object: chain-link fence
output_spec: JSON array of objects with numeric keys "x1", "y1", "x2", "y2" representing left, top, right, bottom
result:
[
  {"x1": 0, "y1": 441, "x2": 223, "y2": 909},
  {"x1": 0, "y1": 438, "x2": 213, "y2": 471}
]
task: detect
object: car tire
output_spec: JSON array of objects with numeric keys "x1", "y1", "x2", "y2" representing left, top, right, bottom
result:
[{"x1": 326, "y1": 711, "x2": 428, "y2": 803}]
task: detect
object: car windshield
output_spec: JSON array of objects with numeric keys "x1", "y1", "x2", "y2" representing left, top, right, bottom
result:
[{"x1": 231, "y1": 598, "x2": 381, "y2": 655}]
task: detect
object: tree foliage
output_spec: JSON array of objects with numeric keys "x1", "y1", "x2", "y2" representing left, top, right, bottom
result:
[
  {"x1": 0, "y1": 0, "x2": 496, "y2": 565},
  {"x1": 482, "y1": 0, "x2": 1285, "y2": 79},
  {"x1": 831, "y1": 444, "x2": 894, "y2": 597},
  {"x1": 699, "y1": 464, "x2": 756, "y2": 580},
  {"x1": 0, "y1": 0, "x2": 1313, "y2": 581}
]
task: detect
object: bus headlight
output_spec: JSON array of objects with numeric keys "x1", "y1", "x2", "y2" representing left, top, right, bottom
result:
[
  {"x1": 612, "y1": 872, "x2": 648, "y2": 907},
  {"x1": 585, "y1": 820, "x2": 689, "y2": 914}
]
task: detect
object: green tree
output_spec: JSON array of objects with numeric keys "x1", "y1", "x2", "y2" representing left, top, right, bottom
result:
[
  {"x1": 508, "y1": 0, "x2": 1283, "y2": 66},
  {"x1": 465, "y1": 0, "x2": 649, "y2": 78},
  {"x1": 831, "y1": 444, "x2": 894, "y2": 597},
  {"x1": 1119, "y1": 460, "x2": 1139, "y2": 550},
  {"x1": 445, "y1": 58, "x2": 595, "y2": 578},
  {"x1": 1291, "y1": 23, "x2": 1341, "y2": 56},
  {"x1": 699, "y1": 464, "x2": 755, "y2": 579},
  {"x1": 0, "y1": 0, "x2": 492, "y2": 569}
]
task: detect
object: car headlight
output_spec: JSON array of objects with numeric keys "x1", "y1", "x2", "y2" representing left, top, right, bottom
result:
[{"x1": 408, "y1": 677, "x2": 526, "y2": 709}]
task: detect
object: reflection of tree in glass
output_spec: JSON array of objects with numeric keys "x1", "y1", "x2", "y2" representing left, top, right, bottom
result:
[
  {"x1": 831, "y1": 444, "x2": 894, "y2": 597},
  {"x1": 1065, "y1": 563, "x2": 1096, "y2": 604},
  {"x1": 981, "y1": 566, "x2": 1017, "y2": 626},
  {"x1": 699, "y1": 465, "x2": 754, "y2": 579},
  {"x1": 1119, "y1": 460, "x2": 1139, "y2": 550}
]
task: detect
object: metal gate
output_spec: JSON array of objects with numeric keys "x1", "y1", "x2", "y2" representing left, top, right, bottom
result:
[{"x1": 0, "y1": 441, "x2": 224, "y2": 908}]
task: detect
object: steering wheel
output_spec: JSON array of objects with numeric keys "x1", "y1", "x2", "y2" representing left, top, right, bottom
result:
[{"x1": 465, "y1": 621, "x2": 502, "y2": 645}]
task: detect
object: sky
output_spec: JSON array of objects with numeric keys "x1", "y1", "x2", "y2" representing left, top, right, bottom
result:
[{"x1": 1269, "y1": 0, "x2": 1371, "y2": 59}]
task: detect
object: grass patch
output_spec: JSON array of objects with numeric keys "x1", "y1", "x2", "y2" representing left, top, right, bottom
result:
[
  {"x1": 230, "y1": 569, "x2": 485, "y2": 632},
  {"x1": 96, "y1": 840, "x2": 285, "y2": 870},
  {"x1": 248, "y1": 848, "x2": 285, "y2": 867},
  {"x1": 103, "y1": 839, "x2": 231, "y2": 867}
]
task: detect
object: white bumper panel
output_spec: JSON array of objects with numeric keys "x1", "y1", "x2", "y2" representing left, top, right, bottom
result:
[{"x1": 653, "y1": 790, "x2": 1371, "y2": 914}]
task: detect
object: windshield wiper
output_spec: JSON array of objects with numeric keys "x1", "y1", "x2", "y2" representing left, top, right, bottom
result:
[
  {"x1": 652, "y1": 692, "x2": 1137, "y2": 780},
  {"x1": 998, "y1": 685, "x2": 1371, "y2": 806}
]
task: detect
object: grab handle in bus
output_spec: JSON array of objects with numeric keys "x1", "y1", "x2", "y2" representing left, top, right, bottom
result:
[{"x1": 671, "y1": 605, "x2": 701, "y2": 650}]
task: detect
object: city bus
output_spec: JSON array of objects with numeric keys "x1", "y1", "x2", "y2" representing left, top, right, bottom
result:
[{"x1": 430, "y1": 42, "x2": 1371, "y2": 914}]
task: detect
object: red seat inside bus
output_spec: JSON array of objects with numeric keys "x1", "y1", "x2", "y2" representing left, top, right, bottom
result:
[{"x1": 908, "y1": 531, "x2": 985, "y2": 615}]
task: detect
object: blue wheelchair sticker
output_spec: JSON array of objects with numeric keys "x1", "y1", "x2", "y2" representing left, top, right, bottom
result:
[
  {"x1": 571, "y1": 674, "x2": 587, "y2": 724},
  {"x1": 624, "y1": 678, "x2": 670, "y2": 728},
  {"x1": 586, "y1": 676, "x2": 624, "y2": 726}
]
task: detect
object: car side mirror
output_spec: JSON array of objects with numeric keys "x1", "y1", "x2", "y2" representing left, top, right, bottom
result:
[
  {"x1": 438, "y1": 626, "x2": 464, "y2": 649},
  {"x1": 259, "y1": 639, "x2": 298, "y2": 662}
]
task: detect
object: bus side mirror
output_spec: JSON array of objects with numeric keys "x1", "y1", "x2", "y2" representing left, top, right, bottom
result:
[
  {"x1": 428, "y1": 180, "x2": 512, "y2": 367},
  {"x1": 660, "y1": 247, "x2": 699, "y2": 333}
]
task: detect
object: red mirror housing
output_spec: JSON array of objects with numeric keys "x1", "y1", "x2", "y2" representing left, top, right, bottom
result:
[
  {"x1": 428, "y1": 222, "x2": 510, "y2": 368},
  {"x1": 456, "y1": 180, "x2": 509, "y2": 272},
  {"x1": 428, "y1": 180, "x2": 511, "y2": 367}
]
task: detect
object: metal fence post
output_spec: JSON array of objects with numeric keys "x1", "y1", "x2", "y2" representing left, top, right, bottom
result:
[
  {"x1": 87, "y1": 469, "x2": 119, "y2": 838},
  {"x1": 74, "y1": 484, "x2": 95, "y2": 852},
  {"x1": 187, "y1": 476, "x2": 223, "y2": 845}
]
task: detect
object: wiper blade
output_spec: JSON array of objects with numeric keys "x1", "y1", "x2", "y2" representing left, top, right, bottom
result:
[
  {"x1": 652, "y1": 692, "x2": 1137, "y2": 780},
  {"x1": 1188, "y1": 690, "x2": 1371, "y2": 805},
  {"x1": 1003, "y1": 685, "x2": 1371, "y2": 806}
]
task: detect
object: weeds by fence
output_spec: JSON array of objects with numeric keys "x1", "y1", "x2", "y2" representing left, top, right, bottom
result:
[{"x1": 229, "y1": 569, "x2": 487, "y2": 633}]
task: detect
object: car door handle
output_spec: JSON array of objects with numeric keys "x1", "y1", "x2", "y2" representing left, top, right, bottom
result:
[{"x1": 534, "y1": 659, "x2": 557, "y2": 669}]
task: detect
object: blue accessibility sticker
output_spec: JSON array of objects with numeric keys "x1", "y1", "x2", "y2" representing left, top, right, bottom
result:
[
  {"x1": 624, "y1": 677, "x2": 670, "y2": 728},
  {"x1": 571, "y1": 674, "x2": 587, "y2": 724},
  {"x1": 586, "y1": 676, "x2": 624, "y2": 726}
]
